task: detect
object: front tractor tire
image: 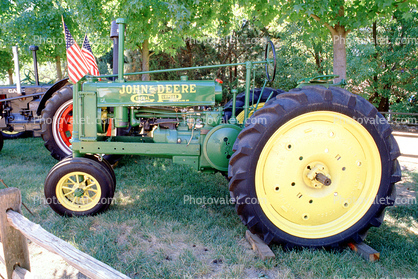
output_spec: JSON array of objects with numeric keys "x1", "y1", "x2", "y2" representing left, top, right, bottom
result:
[
  {"x1": 229, "y1": 86, "x2": 401, "y2": 248},
  {"x1": 41, "y1": 86, "x2": 73, "y2": 160},
  {"x1": 44, "y1": 157, "x2": 115, "y2": 216},
  {"x1": 2, "y1": 131, "x2": 29, "y2": 139}
]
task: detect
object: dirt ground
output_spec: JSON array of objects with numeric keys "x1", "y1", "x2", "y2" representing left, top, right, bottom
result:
[
  {"x1": 0, "y1": 240, "x2": 87, "y2": 279},
  {"x1": 396, "y1": 156, "x2": 418, "y2": 205}
]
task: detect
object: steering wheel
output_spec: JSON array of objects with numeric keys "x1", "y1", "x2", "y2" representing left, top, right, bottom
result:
[{"x1": 265, "y1": 40, "x2": 277, "y2": 82}]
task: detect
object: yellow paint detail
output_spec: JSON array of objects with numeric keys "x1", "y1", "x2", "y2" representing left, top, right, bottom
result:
[
  {"x1": 255, "y1": 111, "x2": 381, "y2": 239},
  {"x1": 236, "y1": 102, "x2": 266, "y2": 124},
  {"x1": 190, "y1": 84, "x2": 196, "y2": 93},
  {"x1": 2, "y1": 131, "x2": 20, "y2": 135},
  {"x1": 130, "y1": 95, "x2": 155, "y2": 103},
  {"x1": 119, "y1": 84, "x2": 197, "y2": 95},
  {"x1": 56, "y1": 172, "x2": 102, "y2": 212},
  {"x1": 158, "y1": 93, "x2": 182, "y2": 102}
]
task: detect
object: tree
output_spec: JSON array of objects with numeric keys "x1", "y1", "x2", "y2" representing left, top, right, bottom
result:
[
  {"x1": 267, "y1": 21, "x2": 333, "y2": 90},
  {"x1": 68, "y1": 0, "x2": 235, "y2": 81},
  {"x1": 274, "y1": 0, "x2": 413, "y2": 82},
  {"x1": 0, "y1": 1, "x2": 15, "y2": 84},
  {"x1": 0, "y1": 0, "x2": 75, "y2": 81},
  {"x1": 346, "y1": 10, "x2": 418, "y2": 111},
  {"x1": 0, "y1": 50, "x2": 14, "y2": 84}
]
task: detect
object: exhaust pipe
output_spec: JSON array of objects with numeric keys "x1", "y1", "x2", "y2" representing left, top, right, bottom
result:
[
  {"x1": 116, "y1": 18, "x2": 126, "y2": 82},
  {"x1": 29, "y1": 45, "x2": 39, "y2": 85},
  {"x1": 110, "y1": 20, "x2": 119, "y2": 81},
  {"x1": 12, "y1": 46, "x2": 22, "y2": 94}
]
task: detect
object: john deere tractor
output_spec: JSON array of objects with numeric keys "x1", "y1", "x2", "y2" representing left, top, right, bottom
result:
[{"x1": 44, "y1": 19, "x2": 401, "y2": 249}]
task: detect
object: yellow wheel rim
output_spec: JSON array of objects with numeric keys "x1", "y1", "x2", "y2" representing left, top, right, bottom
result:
[
  {"x1": 255, "y1": 111, "x2": 381, "y2": 239},
  {"x1": 236, "y1": 103, "x2": 266, "y2": 124},
  {"x1": 2, "y1": 131, "x2": 20, "y2": 135},
  {"x1": 56, "y1": 172, "x2": 102, "y2": 212}
]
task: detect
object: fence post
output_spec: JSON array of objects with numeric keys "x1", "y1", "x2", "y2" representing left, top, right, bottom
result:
[{"x1": 0, "y1": 188, "x2": 30, "y2": 279}]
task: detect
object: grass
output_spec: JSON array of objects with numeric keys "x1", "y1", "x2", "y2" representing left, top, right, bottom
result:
[{"x1": 0, "y1": 137, "x2": 417, "y2": 279}]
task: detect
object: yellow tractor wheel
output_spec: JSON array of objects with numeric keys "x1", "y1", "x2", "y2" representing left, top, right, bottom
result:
[
  {"x1": 2, "y1": 131, "x2": 29, "y2": 139},
  {"x1": 229, "y1": 86, "x2": 401, "y2": 248},
  {"x1": 44, "y1": 157, "x2": 115, "y2": 216}
]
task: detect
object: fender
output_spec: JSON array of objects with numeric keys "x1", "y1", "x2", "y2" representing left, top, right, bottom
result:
[{"x1": 36, "y1": 78, "x2": 71, "y2": 115}]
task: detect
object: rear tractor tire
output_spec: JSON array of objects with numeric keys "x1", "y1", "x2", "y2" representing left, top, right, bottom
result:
[
  {"x1": 40, "y1": 87, "x2": 124, "y2": 165},
  {"x1": 41, "y1": 86, "x2": 73, "y2": 160},
  {"x1": 44, "y1": 157, "x2": 115, "y2": 216},
  {"x1": 228, "y1": 86, "x2": 401, "y2": 248}
]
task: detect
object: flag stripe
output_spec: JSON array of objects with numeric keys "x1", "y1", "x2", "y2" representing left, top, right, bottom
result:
[
  {"x1": 81, "y1": 35, "x2": 100, "y2": 77},
  {"x1": 63, "y1": 21, "x2": 89, "y2": 83},
  {"x1": 67, "y1": 56, "x2": 85, "y2": 79}
]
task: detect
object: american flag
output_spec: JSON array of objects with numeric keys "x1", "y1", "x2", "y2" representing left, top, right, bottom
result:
[
  {"x1": 82, "y1": 35, "x2": 100, "y2": 76},
  {"x1": 63, "y1": 21, "x2": 89, "y2": 84}
]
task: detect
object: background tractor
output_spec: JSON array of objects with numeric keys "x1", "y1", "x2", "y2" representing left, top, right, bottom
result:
[
  {"x1": 0, "y1": 45, "x2": 119, "y2": 164},
  {"x1": 44, "y1": 19, "x2": 401, "y2": 249},
  {"x1": 0, "y1": 44, "x2": 73, "y2": 157}
]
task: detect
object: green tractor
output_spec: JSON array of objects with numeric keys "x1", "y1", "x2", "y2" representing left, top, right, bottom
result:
[{"x1": 44, "y1": 19, "x2": 401, "y2": 249}]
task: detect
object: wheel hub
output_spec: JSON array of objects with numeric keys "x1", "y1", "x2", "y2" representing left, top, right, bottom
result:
[
  {"x1": 74, "y1": 188, "x2": 84, "y2": 197},
  {"x1": 304, "y1": 163, "x2": 332, "y2": 189}
]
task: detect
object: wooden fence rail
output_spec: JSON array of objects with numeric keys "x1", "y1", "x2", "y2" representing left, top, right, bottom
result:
[{"x1": 0, "y1": 187, "x2": 130, "y2": 279}]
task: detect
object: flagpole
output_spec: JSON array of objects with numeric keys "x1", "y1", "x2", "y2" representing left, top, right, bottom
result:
[{"x1": 61, "y1": 15, "x2": 65, "y2": 35}]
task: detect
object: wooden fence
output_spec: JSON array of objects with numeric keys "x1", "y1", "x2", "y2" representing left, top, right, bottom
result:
[{"x1": 0, "y1": 187, "x2": 130, "y2": 279}]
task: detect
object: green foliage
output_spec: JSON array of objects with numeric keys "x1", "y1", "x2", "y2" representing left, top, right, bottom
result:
[
  {"x1": 1, "y1": 0, "x2": 68, "y2": 62},
  {"x1": 0, "y1": 0, "x2": 417, "y2": 115},
  {"x1": 268, "y1": 21, "x2": 333, "y2": 91},
  {"x1": 346, "y1": 11, "x2": 418, "y2": 111},
  {"x1": 274, "y1": 0, "x2": 411, "y2": 30},
  {"x1": 0, "y1": 0, "x2": 81, "y2": 81},
  {"x1": 0, "y1": 50, "x2": 13, "y2": 81}
]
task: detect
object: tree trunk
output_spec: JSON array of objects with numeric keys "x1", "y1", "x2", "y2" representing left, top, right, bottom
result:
[
  {"x1": 7, "y1": 68, "x2": 13, "y2": 85},
  {"x1": 186, "y1": 41, "x2": 193, "y2": 67},
  {"x1": 314, "y1": 50, "x2": 322, "y2": 74},
  {"x1": 311, "y1": 6, "x2": 348, "y2": 83},
  {"x1": 141, "y1": 39, "x2": 150, "y2": 81},
  {"x1": 369, "y1": 21, "x2": 379, "y2": 104},
  {"x1": 378, "y1": 96, "x2": 389, "y2": 112},
  {"x1": 55, "y1": 55, "x2": 62, "y2": 80},
  {"x1": 331, "y1": 26, "x2": 347, "y2": 83}
]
